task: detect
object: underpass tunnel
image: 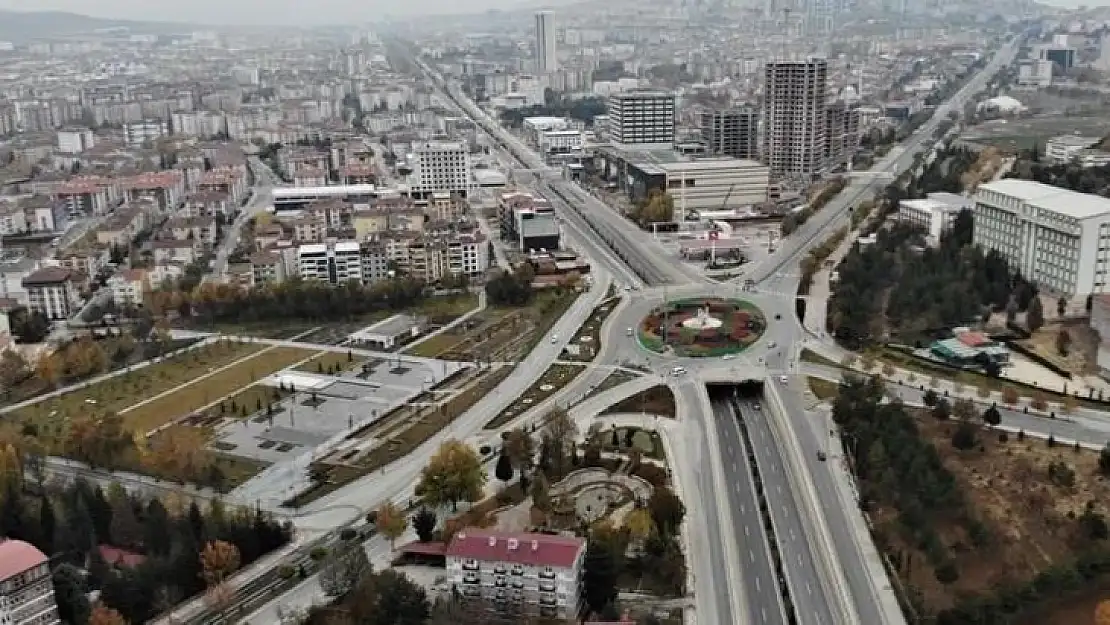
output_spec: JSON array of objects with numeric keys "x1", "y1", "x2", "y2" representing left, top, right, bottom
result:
[{"x1": 707, "y1": 380, "x2": 765, "y2": 402}]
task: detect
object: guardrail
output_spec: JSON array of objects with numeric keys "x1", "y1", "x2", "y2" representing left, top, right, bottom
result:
[{"x1": 764, "y1": 382, "x2": 860, "y2": 625}]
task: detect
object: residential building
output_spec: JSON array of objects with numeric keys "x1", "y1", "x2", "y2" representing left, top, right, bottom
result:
[
  {"x1": 606, "y1": 91, "x2": 676, "y2": 146},
  {"x1": 0, "y1": 539, "x2": 60, "y2": 625},
  {"x1": 535, "y1": 11, "x2": 557, "y2": 73},
  {"x1": 250, "y1": 251, "x2": 289, "y2": 286},
  {"x1": 387, "y1": 232, "x2": 489, "y2": 281},
  {"x1": 0, "y1": 204, "x2": 27, "y2": 236},
  {"x1": 973, "y1": 179, "x2": 1110, "y2": 296},
  {"x1": 22, "y1": 266, "x2": 80, "y2": 321},
  {"x1": 762, "y1": 58, "x2": 829, "y2": 182},
  {"x1": 298, "y1": 241, "x2": 363, "y2": 284},
  {"x1": 18, "y1": 195, "x2": 67, "y2": 233},
  {"x1": 107, "y1": 269, "x2": 148, "y2": 307},
  {"x1": 164, "y1": 217, "x2": 218, "y2": 248},
  {"x1": 123, "y1": 119, "x2": 169, "y2": 147},
  {"x1": 699, "y1": 108, "x2": 759, "y2": 160},
  {"x1": 410, "y1": 141, "x2": 473, "y2": 199},
  {"x1": 151, "y1": 240, "x2": 200, "y2": 265},
  {"x1": 446, "y1": 529, "x2": 585, "y2": 621},
  {"x1": 55, "y1": 127, "x2": 95, "y2": 154},
  {"x1": 1016, "y1": 59, "x2": 1053, "y2": 87}
]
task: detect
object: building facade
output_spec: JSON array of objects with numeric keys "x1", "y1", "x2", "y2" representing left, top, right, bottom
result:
[
  {"x1": 824, "y1": 101, "x2": 861, "y2": 172},
  {"x1": 0, "y1": 540, "x2": 60, "y2": 625},
  {"x1": 534, "y1": 11, "x2": 557, "y2": 73},
  {"x1": 973, "y1": 179, "x2": 1110, "y2": 296},
  {"x1": 762, "y1": 59, "x2": 829, "y2": 182},
  {"x1": 21, "y1": 267, "x2": 80, "y2": 321},
  {"x1": 699, "y1": 108, "x2": 759, "y2": 160},
  {"x1": 297, "y1": 242, "x2": 363, "y2": 285},
  {"x1": 446, "y1": 529, "x2": 586, "y2": 621},
  {"x1": 411, "y1": 141, "x2": 473, "y2": 199},
  {"x1": 606, "y1": 91, "x2": 676, "y2": 146}
]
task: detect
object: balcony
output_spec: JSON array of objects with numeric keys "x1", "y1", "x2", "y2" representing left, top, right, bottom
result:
[
  {"x1": 462, "y1": 575, "x2": 479, "y2": 584},
  {"x1": 539, "y1": 583, "x2": 556, "y2": 593},
  {"x1": 461, "y1": 561, "x2": 479, "y2": 571},
  {"x1": 538, "y1": 569, "x2": 556, "y2": 579}
]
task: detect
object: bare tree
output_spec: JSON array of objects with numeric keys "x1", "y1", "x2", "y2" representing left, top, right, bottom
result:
[{"x1": 319, "y1": 544, "x2": 372, "y2": 598}]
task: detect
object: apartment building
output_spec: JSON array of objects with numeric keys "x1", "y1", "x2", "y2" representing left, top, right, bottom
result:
[
  {"x1": 410, "y1": 141, "x2": 473, "y2": 199},
  {"x1": 123, "y1": 118, "x2": 169, "y2": 147},
  {"x1": 107, "y1": 269, "x2": 148, "y2": 307},
  {"x1": 22, "y1": 266, "x2": 80, "y2": 321},
  {"x1": 0, "y1": 540, "x2": 60, "y2": 625},
  {"x1": 164, "y1": 217, "x2": 218, "y2": 248},
  {"x1": 298, "y1": 241, "x2": 364, "y2": 284},
  {"x1": 446, "y1": 529, "x2": 585, "y2": 621},
  {"x1": 762, "y1": 59, "x2": 829, "y2": 182},
  {"x1": 973, "y1": 179, "x2": 1110, "y2": 296},
  {"x1": 387, "y1": 231, "x2": 489, "y2": 282},
  {"x1": 699, "y1": 107, "x2": 759, "y2": 160},
  {"x1": 250, "y1": 251, "x2": 289, "y2": 286},
  {"x1": 606, "y1": 91, "x2": 676, "y2": 146}
]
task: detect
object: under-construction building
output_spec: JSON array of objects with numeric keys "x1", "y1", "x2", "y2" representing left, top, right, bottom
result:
[
  {"x1": 824, "y1": 101, "x2": 861, "y2": 172},
  {"x1": 699, "y1": 107, "x2": 760, "y2": 160},
  {"x1": 761, "y1": 58, "x2": 829, "y2": 183}
]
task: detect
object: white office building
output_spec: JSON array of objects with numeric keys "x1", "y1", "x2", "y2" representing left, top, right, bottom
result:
[
  {"x1": 973, "y1": 179, "x2": 1110, "y2": 296},
  {"x1": 534, "y1": 11, "x2": 557, "y2": 73},
  {"x1": 410, "y1": 141, "x2": 473, "y2": 198},
  {"x1": 446, "y1": 529, "x2": 585, "y2": 621},
  {"x1": 897, "y1": 192, "x2": 972, "y2": 243},
  {"x1": 1044, "y1": 134, "x2": 1105, "y2": 165},
  {"x1": 607, "y1": 91, "x2": 676, "y2": 146},
  {"x1": 55, "y1": 127, "x2": 95, "y2": 154}
]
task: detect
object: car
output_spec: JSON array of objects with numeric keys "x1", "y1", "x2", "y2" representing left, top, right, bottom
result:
[
  {"x1": 671, "y1": 366, "x2": 687, "y2": 376},
  {"x1": 779, "y1": 375, "x2": 789, "y2": 384},
  {"x1": 753, "y1": 402, "x2": 761, "y2": 411},
  {"x1": 817, "y1": 450, "x2": 827, "y2": 462},
  {"x1": 626, "y1": 327, "x2": 634, "y2": 336},
  {"x1": 774, "y1": 313, "x2": 781, "y2": 320},
  {"x1": 767, "y1": 341, "x2": 777, "y2": 349},
  {"x1": 550, "y1": 335, "x2": 558, "y2": 344},
  {"x1": 721, "y1": 354, "x2": 734, "y2": 360}
]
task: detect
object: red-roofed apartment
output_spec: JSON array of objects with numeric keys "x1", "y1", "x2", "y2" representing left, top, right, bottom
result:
[
  {"x1": 0, "y1": 539, "x2": 60, "y2": 625},
  {"x1": 445, "y1": 529, "x2": 585, "y2": 621}
]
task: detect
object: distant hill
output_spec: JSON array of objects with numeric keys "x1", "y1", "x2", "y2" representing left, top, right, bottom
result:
[{"x1": 0, "y1": 10, "x2": 195, "y2": 43}]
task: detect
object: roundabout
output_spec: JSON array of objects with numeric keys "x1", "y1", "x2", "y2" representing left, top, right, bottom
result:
[{"x1": 637, "y1": 297, "x2": 767, "y2": 358}]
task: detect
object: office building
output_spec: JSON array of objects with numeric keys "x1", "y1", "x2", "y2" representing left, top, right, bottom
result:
[
  {"x1": 534, "y1": 11, "x2": 557, "y2": 73},
  {"x1": 762, "y1": 59, "x2": 829, "y2": 182},
  {"x1": 897, "y1": 192, "x2": 971, "y2": 243},
  {"x1": 0, "y1": 539, "x2": 60, "y2": 625},
  {"x1": 410, "y1": 141, "x2": 473, "y2": 199},
  {"x1": 606, "y1": 91, "x2": 676, "y2": 146},
  {"x1": 699, "y1": 108, "x2": 759, "y2": 160},
  {"x1": 1041, "y1": 46, "x2": 1075, "y2": 73},
  {"x1": 1017, "y1": 59, "x2": 1054, "y2": 87},
  {"x1": 498, "y1": 191, "x2": 561, "y2": 252},
  {"x1": 973, "y1": 179, "x2": 1110, "y2": 296},
  {"x1": 446, "y1": 529, "x2": 586, "y2": 621}
]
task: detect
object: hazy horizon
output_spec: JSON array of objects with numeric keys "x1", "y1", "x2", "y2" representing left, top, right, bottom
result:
[{"x1": 0, "y1": 0, "x2": 558, "y2": 26}]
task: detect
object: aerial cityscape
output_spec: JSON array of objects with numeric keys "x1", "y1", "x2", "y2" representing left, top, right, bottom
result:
[{"x1": 3, "y1": 0, "x2": 1110, "y2": 624}]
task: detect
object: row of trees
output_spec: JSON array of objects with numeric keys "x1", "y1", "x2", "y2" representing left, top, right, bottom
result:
[
  {"x1": 485, "y1": 265, "x2": 535, "y2": 306},
  {"x1": 498, "y1": 95, "x2": 607, "y2": 128},
  {"x1": 160, "y1": 277, "x2": 428, "y2": 326},
  {"x1": 1, "y1": 477, "x2": 291, "y2": 624},
  {"x1": 628, "y1": 190, "x2": 675, "y2": 229}
]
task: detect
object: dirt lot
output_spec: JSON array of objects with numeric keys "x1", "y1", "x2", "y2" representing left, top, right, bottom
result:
[
  {"x1": 887, "y1": 413, "x2": 1110, "y2": 617},
  {"x1": 1021, "y1": 319, "x2": 1100, "y2": 376}
]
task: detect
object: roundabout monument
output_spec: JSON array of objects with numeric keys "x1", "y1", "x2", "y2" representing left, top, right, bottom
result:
[{"x1": 637, "y1": 297, "x2": 767, "y2": 358}]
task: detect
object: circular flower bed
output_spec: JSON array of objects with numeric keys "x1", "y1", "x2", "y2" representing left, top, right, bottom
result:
[{"x1": 637, "y1": 297, "x2": 767, "y2": 357}]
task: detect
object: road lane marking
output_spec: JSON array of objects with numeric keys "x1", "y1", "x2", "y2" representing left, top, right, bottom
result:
[
  {"x1": 807, "y1": 581, "x2": 812, "y2": 595},
  {"x1": 750, "y1": 550, "x2": 756, "y2": 563},
  {"x1": 744, "y1": 525, "x2": 750, "y2": 537}
]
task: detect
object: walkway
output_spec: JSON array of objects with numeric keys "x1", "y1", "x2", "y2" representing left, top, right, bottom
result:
[{"x1": 403, "y1": 290, "x2": 487, "y2": 351}]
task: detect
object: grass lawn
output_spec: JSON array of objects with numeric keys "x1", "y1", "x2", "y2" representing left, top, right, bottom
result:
[
  {"x1": 601, "y1": 385, "x2": 677, "y2": 418},
  {"x1": 800, "y1": 348, "x2": 845, "y2": 369},
  {"x1": 404, "y1": 333, "x2": 465, "y2": 358},
  {"x1": 121, "y1": 347, "x2": 318, "y2": 433},
  {"x1": 484, "y1": 363, "x2": 587, "y2": 429},
  {"x1": 589, "y1": 426, "x2": 666, "y2": 460},
  {"x1": 201, "y1": 385, "x2": 290, "y2": 422},
  {"x1": 583, "y1": 370, "x2": 640, "y2": 402},
  {"x1": 564, "y1": 297, "x2": 619, "y2": 363},
  {"x1": 808, "y1": 377, "x2": 840, "y2": 400},
  {"x1": 11, "y1": 341, "x2": 262, "y2": 435}
]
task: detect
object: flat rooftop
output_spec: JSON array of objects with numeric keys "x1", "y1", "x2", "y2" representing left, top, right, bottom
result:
[{"x1": 978, "y1": 179, "x2": 1110, "y2": 220}]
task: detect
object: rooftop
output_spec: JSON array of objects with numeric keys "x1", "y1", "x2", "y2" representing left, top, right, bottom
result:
[
  {"x1": 446, "y1": 529, "x2": 585, "y2": 569},
  {"x1": 978, "y1": 179, "x2": 1110, "y2": 220},
  {"x1": 0, "y1": 539, "x2": 48, "y2": 580},
  {"x1": 22, "y1": 266, "x2": 72, "y2": 285}
]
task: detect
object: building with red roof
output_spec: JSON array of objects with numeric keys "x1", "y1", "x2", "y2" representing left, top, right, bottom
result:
[
  {"x1": 445, "y1": 529, "x2": 585, "y2": 621},
  {"x1": 0, "y1": 539, "x2": 60, "y2": 625}
]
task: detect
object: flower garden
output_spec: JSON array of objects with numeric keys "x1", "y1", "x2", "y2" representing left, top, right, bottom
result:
[{"x1": 638, "y1": 297, "x2": 767, "y2": 357}]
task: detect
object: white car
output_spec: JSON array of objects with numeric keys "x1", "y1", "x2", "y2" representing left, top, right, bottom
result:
[
  {"x1": 721, "y1": 354, "x2": 735, "y2": 360},
  {"x1": 671, "y1": 366, "x2": 687, "y2": 376},
  {"x1": 550, "y1": 335, "x2": 558, "y2": 344},
  {"x1": 767, "y1": 341, "x2": 777, "y2": 349},
  {"x1": 779, "y1": 375, "x2": 789, "y2": 384}
]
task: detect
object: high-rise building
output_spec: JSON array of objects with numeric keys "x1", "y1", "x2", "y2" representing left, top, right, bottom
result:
[
  {"x1": 606, "y1": 90, "x2": 676, "y2": 146},
  {"x1": 762, "y1": 58, "x2": 829, "y2": 182},
  {"x1": 0, "y1": 540, "x2": 60, "y2": 625},
  {"x1": 410, "y1": 141, "x2": 473, "y2": 199},
  {"x1": 824, "y1": 101, "x2": 861, "y2": 172},
  {"x1": 534, "y1": 11, "x2": 557, "y2": 73},
  {"x1": 699, "y1": 107, "x2": 759, "y2": 160}
]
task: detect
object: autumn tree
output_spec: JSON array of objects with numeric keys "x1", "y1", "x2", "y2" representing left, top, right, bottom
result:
[
  {"x1": 199, "y1": 540, "x2": 241, "y2": 587},
  {"x1": 1095, "y1": 600, "x2": 1110, "y2": 625},
  {"x1": 538, "y1": 408, "x2": 578, "y2": 481},
  {"x1": 416, "y1": 440, "x2": 487, "y2": 511},
  {"x1": 375, "y1": 501, "x2": 408, "y2": 549},
  {"x1": 952, "y1": 398, "x2": 978, "y2": 422},
  {"x1": 503, "y1": 428, "x2": 535, "y2": 473},
  {"x1": 89, "y1": 602, "x2": 129, "y2": 625},
  {"x1": 624, "y1": 507, "x2": 654, "y2": 554}
]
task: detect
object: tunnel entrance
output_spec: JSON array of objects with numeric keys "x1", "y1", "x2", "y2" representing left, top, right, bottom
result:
[{"x1": 706, "y1": 380, "x2": 764, "y2": 401}]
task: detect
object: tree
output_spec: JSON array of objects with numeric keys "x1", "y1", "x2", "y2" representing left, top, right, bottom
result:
[
  {"x1": 53, "y1": 563, "x2": 91, "y2": 625},
  {"x1": 1027, "y1": 296, "x2": 1045, "y2": 332},
  {"x1": 347, "y1": 570, "x2": 430, "y2": 625},
  {"x1": 319, "y1": 544, "x2": 372, "y2": 598},
  {"x1": 935, "y1": 561, "x2": 960, "y2": 585},
  {"x1": 625, "y1": 507, "x2": 654, "y2": 552},
  {"x1": 931, "y1": 398, "x2": 951, "y2": 421},
  {"x1": 1030, "y1": 394, "x2": 1049, "y2": 412},
  {"x1": 199, "y1": 540, "x2": 241, "y2": 587},
  {"x1": 375, "y1": 501, "x2": 407, "y2": 549},
  {"x1": 952, "y1": 398, "x2": 978, "y2": 422},
  {"x1": 416, "y1": 440, "x2": 487, "y2": 511},
  {"x1": 951, "y1": 421, "x2": 978, "y2": 451},
  {"x1": 1099, "y1": 443, "x2": 1110, "y2": 476},
  {"x1": 1002, "y1": 387, "x2": 1020, "y2": 406},
  {"x1": 982, "y1": 404, "x2": 1002, "y2": 427},
  {"x1": 88, "y1": 603, "x2": 129, "y2": 625},
  {"x1": 38, "y1": 495, "x2": 56, "y2": 556},
  {"x1": 503, "y1": 428, "x2": 535, "y2": 472},
  {"x1": 538, "y1": 408, "x2": 578, "y2": 480},
  {"x1": 582, "y1": 531, "x2": 621, "y2": 615},
  {"x1": 648, "y1": 487, "x2": 685, "y2": 539},
  {"x1": 1056, "y1": 329, "x2": 1072, "y2": 356},
  {"x1": 1058, "y1": 295, "x2": 1068, "y2": 317},
  {"x1": 922, "y1": 389, "x2": 939, "y2": 407},
  {"x1": 412, "y1": 508, "x2": 437, "y2": 542},
  {"x1": 494, "y1": 449, "x2": 513, "y2": 482},
  {"x1": 530, "y1": 471, "x2": 551, "y2": 512}
]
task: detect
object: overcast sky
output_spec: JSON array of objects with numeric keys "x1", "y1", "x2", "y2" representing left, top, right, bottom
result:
[{"x1": 0, "y1": 0, "x2": 538, "y2": 25}]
